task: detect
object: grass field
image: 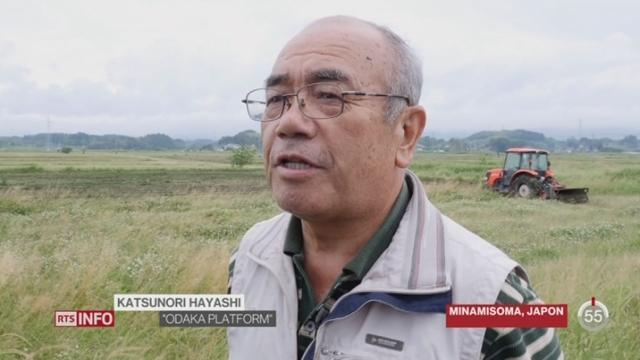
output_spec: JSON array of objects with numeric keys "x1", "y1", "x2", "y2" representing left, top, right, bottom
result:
[{"x1": 0, "y1": 150, "x2": 639, "y2": 359}]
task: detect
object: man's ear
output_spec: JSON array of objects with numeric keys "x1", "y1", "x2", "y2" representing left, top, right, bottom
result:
[{"x1": 395, "y1": 105, "x2": 427, "y2": 168}]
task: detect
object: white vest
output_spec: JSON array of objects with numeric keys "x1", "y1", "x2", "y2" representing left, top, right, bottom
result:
[{"x1": 228, "y1": 170, "x2": 523, "y2": 359}]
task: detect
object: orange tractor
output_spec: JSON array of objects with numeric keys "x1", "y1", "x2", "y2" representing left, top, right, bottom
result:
[{"x1": 484, "y1": 148, "x2": 589, "y2": 203}]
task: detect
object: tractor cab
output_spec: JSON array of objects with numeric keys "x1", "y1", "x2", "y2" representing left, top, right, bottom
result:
[{"x1": 501, "y1": 148, "x2": 550, "y2": 186}]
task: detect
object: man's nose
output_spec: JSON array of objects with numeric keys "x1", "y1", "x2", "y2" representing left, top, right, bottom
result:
[{"x1": 276, "y1": 95, "x2": 317, "y2": 139}]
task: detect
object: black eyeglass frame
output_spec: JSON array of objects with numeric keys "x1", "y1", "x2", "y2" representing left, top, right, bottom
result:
[{"x1": 241, "y1": 82, "x2": 411, "y2": 122}]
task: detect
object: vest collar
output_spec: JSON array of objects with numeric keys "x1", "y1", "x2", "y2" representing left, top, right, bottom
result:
[{"x1": 353, "y1": 170, "x2": 450, "y2": 294}]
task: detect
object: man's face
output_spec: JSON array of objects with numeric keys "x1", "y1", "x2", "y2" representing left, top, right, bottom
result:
[{"x1": 261, "y1": 20, "x2": 405, "y2": 223}]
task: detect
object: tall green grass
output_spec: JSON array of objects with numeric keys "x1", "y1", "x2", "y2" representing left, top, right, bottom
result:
[{"x1": 0, "y1": 151, "x2": 638, "y2": 358}]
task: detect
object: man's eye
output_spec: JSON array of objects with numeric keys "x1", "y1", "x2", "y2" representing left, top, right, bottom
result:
[
  {"x1": 316, "y1": 91, "x2": 340, "y2": 100},
  {"x1": 266, "y1": 95, "x2": 285, "y2": 106}
]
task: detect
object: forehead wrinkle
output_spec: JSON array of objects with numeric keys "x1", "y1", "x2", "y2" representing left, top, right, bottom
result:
[
  {"x1": 273, "y1": 32, "x2": 385, "y2": 90},
  {"x1": 280, "y1": 43, "x2": 358, "y2": 61}
]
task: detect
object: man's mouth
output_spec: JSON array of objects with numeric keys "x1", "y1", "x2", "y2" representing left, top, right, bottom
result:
[
  {"x1": 282, "y1": 161, "x2": 313, "y2": 170},
  {"x1": 274, "y1": 154, "x2": 321, "y2": 171}
]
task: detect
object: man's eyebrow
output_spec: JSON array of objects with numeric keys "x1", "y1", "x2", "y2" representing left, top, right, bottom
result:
[
  {"x1": 306, "y1": 68, "x2": 350, "y2": 84},
  {"x1": 264, "y1": 69, "x2": 351, "y2": 88},
  {"x1": 264, "y1": 74, "x2": 290, "y2": 88}
]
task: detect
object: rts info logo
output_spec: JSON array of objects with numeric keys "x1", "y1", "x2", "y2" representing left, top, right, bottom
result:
[{"x1": 54, "y1": 310, "x2": 115, "y2": 328}]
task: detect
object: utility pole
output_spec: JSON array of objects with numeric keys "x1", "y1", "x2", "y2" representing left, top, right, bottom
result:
[
  {"x1": 578, "y1": 118, "x2": 583, "y2": 139},
  {"x1": 46, "y1": 117, "x2": 52, "y2": 151}
]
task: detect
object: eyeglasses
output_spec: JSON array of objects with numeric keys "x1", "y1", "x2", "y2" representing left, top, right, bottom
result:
[{"x1": 241, "y1": 82, "x2": 410, "y2": 122}]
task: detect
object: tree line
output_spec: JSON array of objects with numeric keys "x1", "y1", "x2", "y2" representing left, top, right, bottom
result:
[
  {"x1": 1, "y1": 129, "x2": 637, "y2": 153},
  {"x1": 0, "y1": 132, "x2": 185, "y2": 150}
]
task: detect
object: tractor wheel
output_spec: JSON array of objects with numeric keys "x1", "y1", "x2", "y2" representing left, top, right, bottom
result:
[{"x1": 512, "y1": 176, "x2": 541, "y2": 199}]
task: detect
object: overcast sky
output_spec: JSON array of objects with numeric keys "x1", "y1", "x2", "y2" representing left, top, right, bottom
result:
[{"x1": 0, "y1": 0, "x2": 638, "y2": 139}]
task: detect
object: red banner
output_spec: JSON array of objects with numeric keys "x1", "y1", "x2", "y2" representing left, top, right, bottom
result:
[{"x1": 446, "y1": 304, "x2": 568, "y2": 328}]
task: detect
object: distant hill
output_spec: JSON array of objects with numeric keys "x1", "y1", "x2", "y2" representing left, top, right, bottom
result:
[
  {"x1": 466, "y1": 129, "x2": 546, "y2": 142},
  {"x1": 419, "y1": 129, "x2": 638, "y2": 153},
  {"x1": 218, "y1": 130, "x2": 261, "y2": 149},
  {"x1": 464, "y1": 129, "x2": 551, "y2": 152}
]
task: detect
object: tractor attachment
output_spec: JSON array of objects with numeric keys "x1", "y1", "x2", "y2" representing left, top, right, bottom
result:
[{"x1": 554, "y1": 187, "x2": 589, "y2": 204}]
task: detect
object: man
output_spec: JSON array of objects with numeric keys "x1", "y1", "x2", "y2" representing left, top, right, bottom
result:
[{"x1": 228, "y1": 16, "x2": 563, "y2": 359}]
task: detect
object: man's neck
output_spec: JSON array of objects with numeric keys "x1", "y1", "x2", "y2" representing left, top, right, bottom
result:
[{"x1": 300, "y1": 178, "x2": 405, "y2": 301}]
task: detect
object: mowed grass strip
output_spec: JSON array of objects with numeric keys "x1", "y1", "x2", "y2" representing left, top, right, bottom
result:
[
  {"x1": 0, "y1": 168, "x2": 267, "y2": 197},
  {"x1": 0, "y1": 150, "x2": 638, "y2": 358}
]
